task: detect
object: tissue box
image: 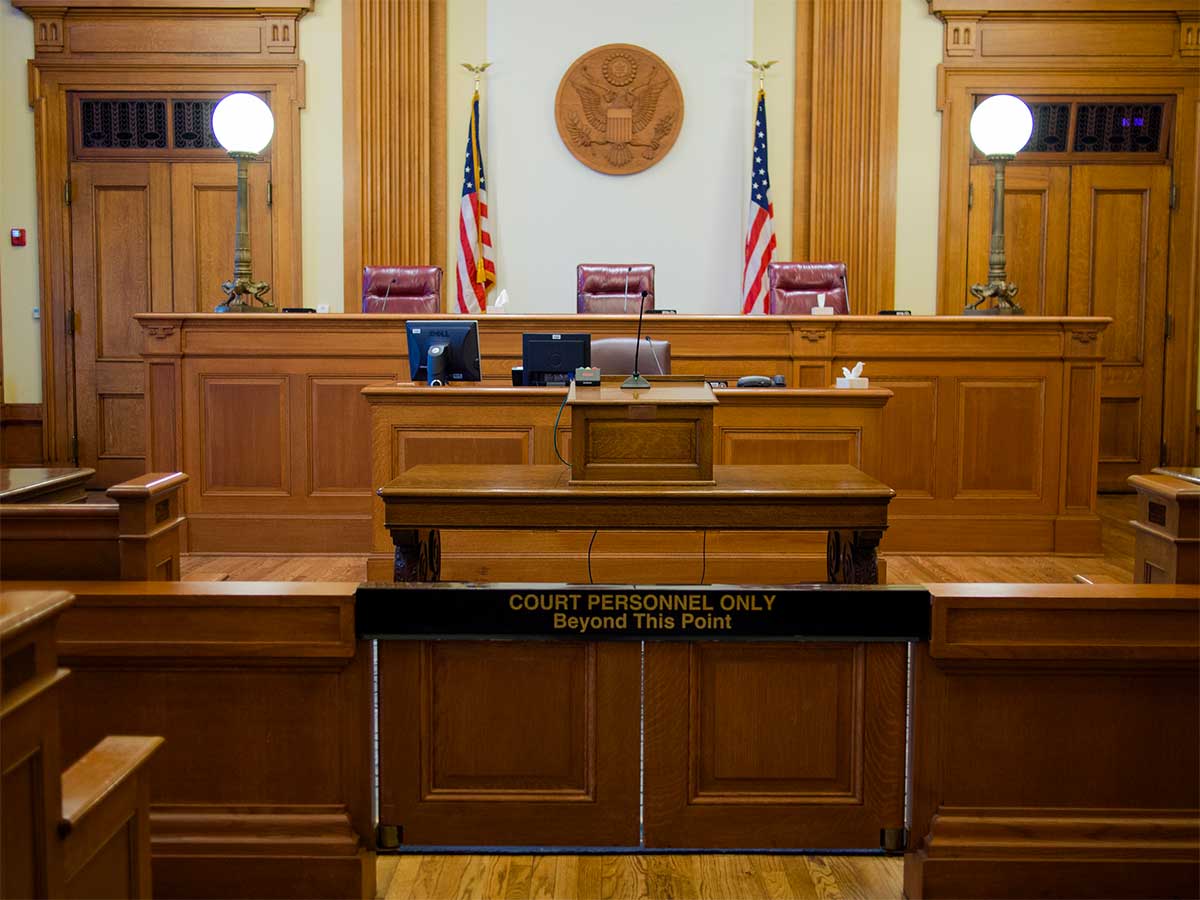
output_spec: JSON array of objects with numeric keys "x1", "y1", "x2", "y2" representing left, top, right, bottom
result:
[
  {"x1": 836, "y1": 377, "x2": 869, "y2": 389},
  {"x1": 810, "y1": 306, "x2": 835, "y2": 316}
]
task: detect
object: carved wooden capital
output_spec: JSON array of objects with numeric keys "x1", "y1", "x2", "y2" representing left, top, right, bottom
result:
[
  {"x1": 1181, "y1": 14, "x2": 1200, "y2": 57},
  {"x1": 943, "y1": 16, "x2": 979, "y2": 57},
  {"x1": 1069, "y1": 329, "x2": 1099, "y2": 344},
  {"x1": 145, "y1": 325, "x2": 178, "y2": 340},
  {"x1": 798, "y1": 329, "x2": 826, "y2": 343}
]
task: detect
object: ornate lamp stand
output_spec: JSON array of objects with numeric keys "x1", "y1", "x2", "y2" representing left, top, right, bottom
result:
[
  {"x1": 964, "y1": 95, "x2": 1033, "y2": 316},
  {"x1": 211, "y1": 93, "x2": 275, "y2": 313}
]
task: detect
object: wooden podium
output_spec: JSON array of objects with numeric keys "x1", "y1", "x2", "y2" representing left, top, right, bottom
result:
[{"x1": 567, "y1": 380, "x2": 716, "y2": 484}]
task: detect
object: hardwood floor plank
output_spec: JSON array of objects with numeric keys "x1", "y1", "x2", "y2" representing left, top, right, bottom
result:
[
  {"x1": 781, "y1": 855, "x2": 822, "y2": 899},
  {"x1": 380, "y1": 855, "x2": 424, "y2": 900},
  {"x1": 392, "y1": 855, "x2": 438, "y2": 900},
  {"x1": 600, "y1": 854, "x2": 648, "y2": 900},
  {"x1": 575, "y1": 854, "x2": 603, "y2": 900},
  {"x1": 376, "y1": 856, "x2": 400, "y2": 899},
  {"x1": 450, "y1": 855, "x2": 492, "y2": 900},
  {"x1": 824, "y1": 856, "x2": 902, "y2": 900},
  {"x1": 482, "y1": 857, "x2": 512, "y2": 900},
  {"x1": 643, "y1": 854, "x2": 699, "y2": 899},
  {"x1": 527, "y1": 855, "x2": 559, "y2": 900},
  {"x1": 804, "y1": 856, "x2": 845, "y2": 900},
  {"x1": 505, "y1": 856, "x2": 534, "y2": 900}
]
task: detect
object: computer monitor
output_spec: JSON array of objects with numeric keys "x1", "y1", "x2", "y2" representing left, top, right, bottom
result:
[
  {"x1": 521, "y1": 333, "x2": 591, "y2": 386},
  {"x1": 406, "y1": 320, "x2": 482, "y2": 385}
]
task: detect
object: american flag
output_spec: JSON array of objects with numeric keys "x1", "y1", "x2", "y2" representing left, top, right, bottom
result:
[
  {"x1": 456, "y1": 90, "x2": 496, "y2": 313},
  {"x1": 741, "y1": 89, "x2": 776, "y2": 314}
]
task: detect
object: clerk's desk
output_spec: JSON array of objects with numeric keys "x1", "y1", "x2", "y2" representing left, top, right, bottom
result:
[{"x1": 137, "y1": 312, "x2": 1108, "y2": 562}]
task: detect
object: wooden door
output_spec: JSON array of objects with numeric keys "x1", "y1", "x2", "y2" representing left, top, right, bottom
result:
[
  {"x1": 966, "y1": 164, "x2": 1070, "y2": 315},
  {"x1": 171, "y1": 162, "x2": 273, "y2": 312},
  {"x1": 643, "y1": 642, "x2": 908, "y2": 849},
  {"x1": 377, "y1": 640, "x2": 641, "y2": 847},
  {"x1": 1067, "y1": 165, "x2": 1170, "y2": 490},
  {"x1": 70, "y1": 162, "x2": 171, "y2": 486}
]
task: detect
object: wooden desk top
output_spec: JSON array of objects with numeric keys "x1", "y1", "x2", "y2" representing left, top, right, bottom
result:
[
  {"x1": 0, "y1": 467, "x2": 94, "y2": 504},
  {"x1": 381, "y1": 464, "x2": 894, "y2": 531},
  {"x1": 1153, "y1": 467, "x2": 1200, "y2": 486},
  {"x1": 382, "y1": 464, "x2": 893, "y2": 500},
  {"x1": 0, "y1": 590, "x2": 74, "y2": 643}
]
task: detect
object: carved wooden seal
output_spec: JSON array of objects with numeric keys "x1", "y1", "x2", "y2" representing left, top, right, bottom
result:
[{"x1": 554, "y1": 43, "x2": 684, "y2": 176}]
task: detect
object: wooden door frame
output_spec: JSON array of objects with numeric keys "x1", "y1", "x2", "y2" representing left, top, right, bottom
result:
[
  {"x1": 935, "y1": 68, "x2": 1199, "y2": 467},
  {"x1": 26, "y1": 63, "x2": 304, "y2": 464}
]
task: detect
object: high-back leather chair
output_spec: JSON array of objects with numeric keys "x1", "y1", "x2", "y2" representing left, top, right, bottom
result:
[
  {"x1": 362, "y1": 266, "x2": 442, "y2": 314},
  {"x1": 577, "y1": 265, "x2": 655, "y2": 314},
  {"x1": 590, "y1": 337, "x2": 671, "y2": 375},
  {"x1": 767, "y1": 262, "x2": 849, "y2": 315}
]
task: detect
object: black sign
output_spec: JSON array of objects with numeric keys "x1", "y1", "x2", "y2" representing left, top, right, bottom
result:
[{"x1": 356, "y1": 583, "x2": 930, "y2": 642}]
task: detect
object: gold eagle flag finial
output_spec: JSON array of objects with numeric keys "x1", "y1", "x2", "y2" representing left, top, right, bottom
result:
[
  {"x1": 461, "y1": 61, "x2": 492, "y2": 91},
  {"x1": 746, "y1": 59, "x2": 778, "y2": 92}
]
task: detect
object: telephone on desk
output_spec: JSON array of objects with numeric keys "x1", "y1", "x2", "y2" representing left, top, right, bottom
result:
[{"x1": 736, "y1": 375, "x2": 787, "y2": 388}]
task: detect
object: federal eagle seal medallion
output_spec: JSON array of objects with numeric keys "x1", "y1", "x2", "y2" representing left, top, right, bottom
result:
[{"x1": 554, "y1": 43, "x2": 684, "y2": 176}]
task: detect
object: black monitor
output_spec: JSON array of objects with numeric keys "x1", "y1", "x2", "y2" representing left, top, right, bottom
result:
[
  {"x1": 521, "y1": 333, "x2": 591, "y2": 386},
  {"x1": 406, "y1": 320, "x2": 482, "y2": 385}
]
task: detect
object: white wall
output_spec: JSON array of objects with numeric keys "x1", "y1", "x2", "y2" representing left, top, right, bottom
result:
[
  {"x1": 893, "y1": 0, "x2": 944, "y2": 315},
  {"x1": 486, "y1": 0, "x2": 755, "y2": 314},
  {"x1": 0, "y1": 5, "x2": 41, "y2": 402},
  {"x1": 299, "y1": 2, "x2": 344, "y2": 310}
]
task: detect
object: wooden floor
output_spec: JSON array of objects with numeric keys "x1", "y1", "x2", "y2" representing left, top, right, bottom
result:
[
  {"x1": 181, "y1": 495, "x2": 1138, "y2": 586},
  {"x1": 178, "y1": 495, "x2": 1137, "y2": 900},
  {"x1": 375, "y1": 854, "x2": 902, "y2": 900}
]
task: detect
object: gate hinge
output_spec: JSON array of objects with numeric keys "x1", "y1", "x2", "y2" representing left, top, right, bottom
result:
[
  {"x1": 70, "y1": 434, "x2": 79, "y2": 462},
  {"x1": 1161, "y1": 440, "x2": 1169, "y2": 466},
  {"x1": 66, "y1": 308, "x2": 79, "y2": 337},
  {"x1": 63, "y1": 178, "x2": 72, "y2": 206},
  {"x1": 967, "y1": 183, "x2": 973, "y2": 210},
  {"x1": 376, "y1": 823, "x2": 402, "y2": 850},
  {"x1": 1169, "y1": 182, "x2": 1177, "y2": 210},
  {"x1": 881, "y1": 826, "x2": 908, "y2": 852},
  {"x1": 1165, "y1": 312, "x2": 1174, "y2": 340},
  {"x1": 266, "y1": 180, "x2": 273, "y2": 207}
]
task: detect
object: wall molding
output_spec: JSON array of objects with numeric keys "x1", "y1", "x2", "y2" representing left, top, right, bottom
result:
[
  {"x1": 341, "y1": 0, "x2": 446, "y2": 312},
  {"x1": 792, "y1": 0, "x2": 900, "y2": 315}
]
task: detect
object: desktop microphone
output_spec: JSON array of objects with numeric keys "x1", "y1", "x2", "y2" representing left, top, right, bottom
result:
[
  {"x1": 644, "y1": 335, "x2": 665, "y2": 375},
  {"x1": 621, "y1": 289, "x2": 651, "y2": 389},
  {"x1": 622, "y1": 265, "x2": 632, "y2": 314}
]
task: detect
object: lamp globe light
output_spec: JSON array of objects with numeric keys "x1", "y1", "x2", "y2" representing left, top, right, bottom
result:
[
  {"x1": 969, "y1": 94, "x2": 1033, "y2": 157},
  {"x1": 211, "y1": 93, "x2": 275, "y2": 154}
]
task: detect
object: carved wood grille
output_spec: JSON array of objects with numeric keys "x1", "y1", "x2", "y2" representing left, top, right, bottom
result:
[
  {"x1": 1073, "y1": 103, "x2": 1164, "y2": 153},
  {"x1": 1023, "y1": 103, "x2": 1071, "y2": 153},
  {"x1": 80, "y1": 99, "x2": 167, "y2": 150},
  {"x1": 972, "y1": 97, "x2": 1171, "y2": 163},
  {"x1": 172, "y1": 100, "x2": 222, "y2": 150},
  {"x1": 71, "y1": 93, "x2": 267, "y2": 160}
]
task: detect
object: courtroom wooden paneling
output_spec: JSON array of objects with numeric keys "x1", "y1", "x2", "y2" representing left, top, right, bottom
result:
[
  {"x1": 139, "y1": 314, "x2": 1107, "y2": 565},
  {"x1": 5, "y1": 580, "x2": 376, "y2": 900},
  {"x1": 70, "y1": 162, "x2": 171, "y2": 486},
  {"x1": 0, "y1": 404, "x2": 45, "y2": 466},
  {"x1": 905, "y1": 583, "x2": 1200, "y2": 899},
  {"x1": 929, "y1": 1, "x2": 1199, "y2": 467},
  {"x1": 793, "y1": 0, "x2": 900, "y2": 313},
  {"x1": 341, "y1": 0, "x2": 446, "y2": 309},
  {"x1": 0, "y1": 471, "x2": 186, "y2": 581},
  {"x1": 378, "y1": 640, "x2": 640, "y2": 847},
  {"x1": 644, "y1": 641, "x2": 906, "y2": 849},
  {"x1": 1067, "y1": 164, "x2": 1170, "y2": 489},
  {"x1": 14, "y1": 0, "x2": 309, "y2": 468}
]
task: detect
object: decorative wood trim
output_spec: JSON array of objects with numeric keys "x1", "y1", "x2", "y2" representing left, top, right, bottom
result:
[
  {"x1": 342, "y1": 0, "x2": 446, "y2": 312},
  {"x1": 793, "y1": 0, "x2": 900, "y2": 314}
]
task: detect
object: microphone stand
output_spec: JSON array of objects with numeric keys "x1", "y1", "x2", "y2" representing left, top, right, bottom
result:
[{"x1": 621, "y1": 290, "x2": 651, "y2": 389}]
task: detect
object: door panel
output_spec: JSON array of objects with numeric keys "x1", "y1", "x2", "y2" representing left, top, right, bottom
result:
[
  {"x1": 377, "y1": 640, "x2": 641, "y2": 846},
  {"x1": 643, "y1": 641, "x2": 907, "y2": 848},
  {"x1": 70, "y1": 162, "x2": 171, "y2": 486},
  {"x1": 171, "y1": 162, "x2": 273, "y2": 312},
  {"x1": 967, "y1": 165, "x2": 1070, "y2": 316},
  {"x1": 1067, "y1": 165, "x2": 1169, "y2": 490}
]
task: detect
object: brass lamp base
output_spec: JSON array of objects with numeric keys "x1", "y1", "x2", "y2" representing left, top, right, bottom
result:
[
  {"x1": 215, "y1": 299, "x2": 277, "y2": 313},
  {"x1": 215, "y1": 276, "x2": 274, "y2": 313}
]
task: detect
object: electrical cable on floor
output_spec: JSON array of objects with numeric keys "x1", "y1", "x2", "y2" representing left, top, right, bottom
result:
[
  {"x1": 587, "y1": 528, "x2": 598, "y2": 584},
  {"x1": 552, "y1": 388, "x2": 570, "y2": 466}
]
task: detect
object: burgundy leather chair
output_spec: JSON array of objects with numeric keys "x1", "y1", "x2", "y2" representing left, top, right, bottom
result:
[
  {"x1": 590, "y1": 337, "x2": 671, "y2": 375},
  {"x1": 767, "y1": 262, "x2": 849, "y2": 315},
  {"x1": 361, "y1": 266, "x2": 442, "y2": 314},
  {"x1": 576, "y1": 264, "x2": 655, "y2": 314}
]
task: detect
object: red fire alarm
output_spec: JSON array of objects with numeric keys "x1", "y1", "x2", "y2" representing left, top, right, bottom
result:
[{"x1": 10, "y1": 228, "x2": 26, "y2": 247}]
